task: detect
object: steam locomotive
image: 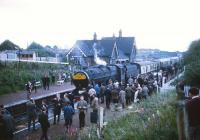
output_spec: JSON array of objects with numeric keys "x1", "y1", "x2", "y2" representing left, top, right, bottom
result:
[{"x1": 72, "y1": 57, "x2": 181, "y2": 89}]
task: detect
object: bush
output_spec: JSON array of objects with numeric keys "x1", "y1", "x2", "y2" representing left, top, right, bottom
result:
[
  {"x1": 104, "y1": 91, "x2": 178, "y2": 140},
  {"x1": 183, "y1": 39, "x2": 200, "y2": 86}
]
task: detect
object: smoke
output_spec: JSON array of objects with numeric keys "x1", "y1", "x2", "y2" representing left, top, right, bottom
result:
[{"x1": 93, "y1": 43, "x2": 107, "y2": 65}]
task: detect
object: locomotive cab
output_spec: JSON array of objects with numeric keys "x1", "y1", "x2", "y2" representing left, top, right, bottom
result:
[{"x1": 114, "y1": 64, "x2": 126, "y2": 84}]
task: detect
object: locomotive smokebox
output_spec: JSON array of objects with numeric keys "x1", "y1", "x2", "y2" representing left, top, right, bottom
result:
[{"x1": 72, "y1": 71, "x2": 89, "y2": 89}]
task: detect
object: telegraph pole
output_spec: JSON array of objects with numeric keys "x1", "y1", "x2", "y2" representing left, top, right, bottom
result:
[{"x1": 18, "y1": 48, "x2": 21, "y2": 76}]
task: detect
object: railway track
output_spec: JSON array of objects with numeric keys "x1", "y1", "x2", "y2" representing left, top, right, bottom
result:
[{"x1": 4, "y1": 88, "x2": 75, "y2": 135}]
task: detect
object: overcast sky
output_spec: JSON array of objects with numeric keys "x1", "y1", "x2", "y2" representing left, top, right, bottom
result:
[{"x1": 0, "y1": 0, "x2": 200, "y2": 51}]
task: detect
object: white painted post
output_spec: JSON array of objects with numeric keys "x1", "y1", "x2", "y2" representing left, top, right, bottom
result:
[
  {"x1": 99, "y1": 107, "x2": 104, "y2": 133},
  {"x1": 56, "y1": 93, "x2": 60, "y2": 99},
  {"x1": 157, "y1": 85, "x2": 159, "y2": 93}
]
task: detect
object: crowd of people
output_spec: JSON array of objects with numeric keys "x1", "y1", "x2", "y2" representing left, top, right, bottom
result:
[
  {"x1": 88, "y1": 75, "x2": 159, "y2": 110},
  {"x1": 1, "y1": 69, "x2": 187, "y2": 140}
]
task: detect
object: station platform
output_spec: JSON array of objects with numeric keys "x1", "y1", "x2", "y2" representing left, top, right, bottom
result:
[{"x1": 0, "y1": 82, "x2": 75, "y2": 107}]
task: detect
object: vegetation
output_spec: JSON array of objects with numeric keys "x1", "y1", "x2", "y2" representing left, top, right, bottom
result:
[
  {"x1": 0, "y1": 40, "x2": 20, "y2": 51},
  {"x1": 27, "y1": 42, "x2": 56, "y2": 57},
  {"x1": 183, "y1": 39, "x2": 200, "y2": 86},
  {"x1": 103, "y1": 91, "x2": 178, "y2": 140},
  {"x1": 0, "y1": 61, "x2": 68, "y2": 95}
]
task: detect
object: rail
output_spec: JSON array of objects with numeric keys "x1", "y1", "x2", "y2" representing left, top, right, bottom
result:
[{"x1": 5, "y1": 88, "x2": 75, "y2": 135}]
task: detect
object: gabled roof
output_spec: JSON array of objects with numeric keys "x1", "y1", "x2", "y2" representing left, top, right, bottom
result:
[
  {"x1": 67, "y1": 36, "x2": 136, "y2": 58},
  {"x1": 67, "y1": 46, "x2": 87, "y2": 57},
  {"x1": 1, "y1": 50, "x2": 18, "y2": 53},
  {"x1": 20, "y1": 50, "x2": 35, "y2": 55},
  {"x1": 100, "y1": 38, "x2": 115, "y2": 56},
  {"x1": 77, "y1": 40, "x2": 98, "y2": 57},
  {"x1": 116, "y1": 37, "x2": 135, "y2": 55},
  {"x1": 118, "y1": 49, "x2": 129, "y2": 59}
]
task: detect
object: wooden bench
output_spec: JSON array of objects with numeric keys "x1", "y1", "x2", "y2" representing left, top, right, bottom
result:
[
  {"x1": 25, "y1": 81, "x2": 41, "y2": 91},
  {"x1": 35, "y1": 81, "x2": 41, "y2": 87},
  {"x1": 57, "y1": 79, "x2": 65, "y2": 85}
]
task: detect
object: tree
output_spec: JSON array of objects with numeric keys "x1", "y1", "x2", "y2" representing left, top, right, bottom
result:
[
  {"x1": 27, "y1": 42, "x2": 56, "y2": 57},
  {"x1": 183, "y1": 39, "x2": 200, "y2": 86},
  {"x1": 0, "y1": 40, "x2": 20, "y2": 51}
]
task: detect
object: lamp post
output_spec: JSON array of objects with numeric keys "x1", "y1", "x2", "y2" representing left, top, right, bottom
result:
[
  {"x1": 157, "y1": 65, "x2": 159, "y2": 83},
  {"x1": 18, "y1": 49, "x2": 21, "y2": 75}
]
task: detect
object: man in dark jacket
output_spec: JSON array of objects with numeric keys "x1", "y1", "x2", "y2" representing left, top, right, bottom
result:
[
  {"x1": 38, "y1": 109, "x2": 49, "y2": 140},
  {"x1": 31, "y1": 79, "x2": 37, "y2": 93},
  {"x1": 26, "y1": 99, "x2": 37, "y2": 131},
  {"x1": 0, "y1": 114, "x2": 6, "y2": 140},
  {"x1": 46, "y1": 76, "x2": 50, "y2": 90},
  {"x1": 68, "y1": 92, "x2": 75, "y2": 109},
  {"x1": 186, "y1": 87, "x2": 200, "y2": 139},
  {"x1": 105, "y1": 87, "x2": 111, "y2": 109},
  {"x1": 2, "y1": 110, "x2": 15, "y2": 140},
  {"x1": 52, "y1": 97, "x2": 62, "y2": 124},
  {"x1": 42, "y1": 76, "x2": 46, "y2": 90},
  {"x1": 125, "y1": 85, "x2": 133, "y2": 106},
  {"x1": 63, "y1": 102, "x2": 74, "y2": 130}
]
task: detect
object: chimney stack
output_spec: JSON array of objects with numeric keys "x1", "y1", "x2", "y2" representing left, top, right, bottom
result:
[
  {"x1": 113, "y1": 33, "x2": 116, "y2": 40},
  {"x1": 93, "y1": 32, "x2": 97, "y2": 41},
  {"x1": 119, "y1": 29, "x2": 122, "y2": 37}
]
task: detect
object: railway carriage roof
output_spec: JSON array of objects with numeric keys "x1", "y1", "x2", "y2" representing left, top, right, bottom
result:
[{"x1": 136, "y1": 61, "x2": 158, "y2": 66}]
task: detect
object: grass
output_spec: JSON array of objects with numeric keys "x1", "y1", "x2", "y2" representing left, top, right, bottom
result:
[
  {"x1": 0, "y1": 61, "x2": 68, "y2": 95},
  {"x1": 55, "y1": 125, "x2": 99, "y2": 140},
  {"x1": 103, "y1": 91, "x2": 178, "y2": 140}
]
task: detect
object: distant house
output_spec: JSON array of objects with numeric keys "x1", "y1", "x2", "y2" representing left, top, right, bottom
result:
[
  {"x1": 19, "y1": 50, "x2": 36, "y2": 61},
  {"x1": 0, "y1": 50, "x2": 18, "y2": 60},
  {"x1": 66, "y1": 30, "x2": 137, "y2": 71},
  {"x1": 0, "y1": 50, "x2": 37, "y2": 61}
]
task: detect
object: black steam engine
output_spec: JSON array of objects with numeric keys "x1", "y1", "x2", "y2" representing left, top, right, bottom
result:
[
  {"x1": 72, "y1": 57, "x2": 182, "y2": 89},
  {"x1": 72, "y1": 63, "x2": 139, "y2": 89}
]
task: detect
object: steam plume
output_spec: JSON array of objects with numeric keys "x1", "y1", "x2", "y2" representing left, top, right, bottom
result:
[{"x1": 93, "y1": 43, "x2": 107, "y2": 65}]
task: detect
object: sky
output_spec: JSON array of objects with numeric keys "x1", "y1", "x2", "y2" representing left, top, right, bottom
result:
[{"x1": 0, "y1": 0, "x2": 200, "y2": 51}]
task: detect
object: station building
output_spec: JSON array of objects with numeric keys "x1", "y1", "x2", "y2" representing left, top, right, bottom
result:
[{"x1": 66, "y1": 30, "x2": 137, "y2": 71}]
